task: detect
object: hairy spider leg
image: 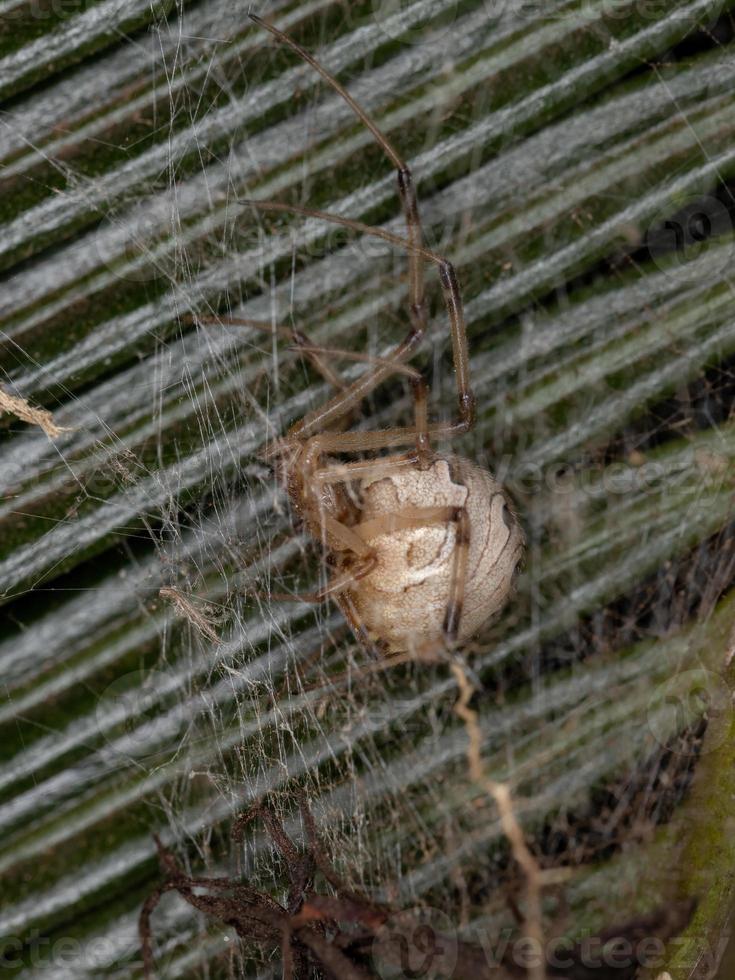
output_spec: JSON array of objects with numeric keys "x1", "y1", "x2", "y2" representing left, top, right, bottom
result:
[
  {"x1": 249, "y1": 13, "x2": 430, "y2": 455},
  {"x1": 256, "y1": 554, "x2": 377, "y2": 604},
  {"x1": 249, "y1": 13, "x2": 427, "y2": 323},
  {"x1": 243, "y1": 203, "x2": 475, "y2": 459},
  {"x1": 194, "y1": 314, "x2": 348, "y2": 392}
]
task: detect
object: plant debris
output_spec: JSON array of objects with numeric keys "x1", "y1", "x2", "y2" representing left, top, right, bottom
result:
[
  {"x1": 140, "y1": 793, "x2": 695, "y2": 979},
  {"x1": 0, "y1": 387, "x2": 68, "y2": 438},
  {"x1": 158, "y1": 587, "x2": 221, "y2": 643}
]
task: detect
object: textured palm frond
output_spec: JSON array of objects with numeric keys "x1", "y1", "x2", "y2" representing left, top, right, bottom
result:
[{"x1": 1, "y1": 1, "x2": 734, "y2": 978}]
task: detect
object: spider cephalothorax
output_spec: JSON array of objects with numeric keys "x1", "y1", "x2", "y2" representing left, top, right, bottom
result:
[{"x1": 237, "y1": 15, "x2": 524, "y2": 664}]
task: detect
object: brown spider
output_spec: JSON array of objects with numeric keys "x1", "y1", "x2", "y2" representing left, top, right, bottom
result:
[{"x1": 222, "y1": 15, "x2": 524, "y2": 665}]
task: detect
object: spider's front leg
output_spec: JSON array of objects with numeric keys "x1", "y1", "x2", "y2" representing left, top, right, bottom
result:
[
  {"x1": 258, "y1": 556, "x2": 377, "y2": 605},
  {"x1": 193, "y1": 314, "x2": 349, "y2": 392}
]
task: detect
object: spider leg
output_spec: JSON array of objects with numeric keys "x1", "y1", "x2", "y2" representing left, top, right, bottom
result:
[
  {"x1": 311, "y1": 452, "x2": 421, "y2": 486},
  {"x1": 244, "y1": 200, "x2": 475, "y2": 451},
  {"x1": 248, "y1": 13, "x2": 426, "y2": 319},
  {"x1": 290, "y1": 343, "x2": 428, "y2": 454},
  {"x1": 352, "y1": 504, "x2": 458, "y2": 539},
  {"x1": 199, "y1": 317, "x2": 427, "y2": 448},
  {"x1": 334, "y1": 591, "x2": 381, "y2": 659},
  {"x1": 443, "y1": 506, "x2": 470, "y2": 643},
  {"x1": 284, "y1": 343, "x2": 421, "y2": 381},
  {"x1": 247, "y1": 18, "x2": 445, "y2": 453},
  {"x1": 199, "y1": 317, "x2": 423, "y2": 391},
  {"x1": 201, "y1": 317, "x2": 425, "y2": 456},
  {"x1": 258, "y1": 554, "x2": 377, "y2": 605},
  {"x1": 194, "y1": 314, "x2": 347, "y2": 391},
  {"x1": 292, "y1": 417, "x2": 469, "y2": 463}
]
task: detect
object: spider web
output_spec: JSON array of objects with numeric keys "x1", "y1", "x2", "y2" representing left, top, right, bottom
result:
[{"x1": 0, "y1": 0, "x2": 734, "y2": 977}]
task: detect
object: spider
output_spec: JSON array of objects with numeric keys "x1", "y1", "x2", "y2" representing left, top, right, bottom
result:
[{"x1": 223, "y1": 15, "x2": 524, "y2": 666}]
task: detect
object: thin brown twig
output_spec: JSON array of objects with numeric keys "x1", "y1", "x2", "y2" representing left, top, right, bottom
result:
[{"x1": 451, "y1": 662, "x2": 546, "y2": 980}]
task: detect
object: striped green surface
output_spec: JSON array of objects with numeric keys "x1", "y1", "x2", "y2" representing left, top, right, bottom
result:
[{"x1": 1, "y1": 0, "x2": 734, "y2": 976}]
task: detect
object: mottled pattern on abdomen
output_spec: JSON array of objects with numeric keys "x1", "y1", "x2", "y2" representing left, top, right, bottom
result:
[{"x1": 349, "y1": 455, "x2": 524, "y2": 653}]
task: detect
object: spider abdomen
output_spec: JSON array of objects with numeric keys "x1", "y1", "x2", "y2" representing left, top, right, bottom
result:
[{"x1": 348, "y1": 455, "x2": 524, "y2": 653}]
